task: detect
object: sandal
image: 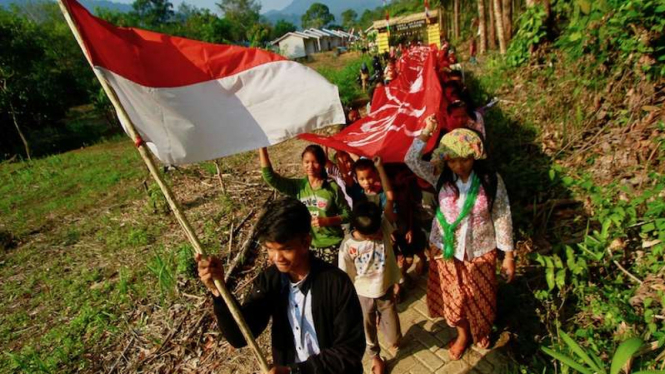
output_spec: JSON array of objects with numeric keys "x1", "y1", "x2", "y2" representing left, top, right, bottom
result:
[{"x1": 447, "y1": 340, "x2": 467, "y2": 361}]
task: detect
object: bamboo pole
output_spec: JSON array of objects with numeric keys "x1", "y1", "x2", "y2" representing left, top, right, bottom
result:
[{"x1": 55, "y1": 1, "x2": 270, "y2": 372}]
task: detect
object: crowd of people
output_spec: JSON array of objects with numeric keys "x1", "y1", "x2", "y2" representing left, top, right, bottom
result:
[{"x1": 196, "y1": 42, "x2": 515, "y2": 374}]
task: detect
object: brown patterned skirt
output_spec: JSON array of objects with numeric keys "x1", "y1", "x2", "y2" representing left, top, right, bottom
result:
[{"x1": 427, "y1": 248, "x2": 498, "y2": 343}]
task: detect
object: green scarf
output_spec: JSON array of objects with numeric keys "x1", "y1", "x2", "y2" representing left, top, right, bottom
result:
[{"x1": 435, "y1": 173, "x2": 481, "y2": 260}]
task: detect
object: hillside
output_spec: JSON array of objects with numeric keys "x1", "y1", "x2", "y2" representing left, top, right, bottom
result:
[{"x1": 264, "y1": 0, "x2": 382, "y2": 27}]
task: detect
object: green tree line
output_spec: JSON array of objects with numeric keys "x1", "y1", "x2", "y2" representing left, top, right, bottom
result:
[{"x1": 0, "y1": 0, "x2": 297, "y2": 161}]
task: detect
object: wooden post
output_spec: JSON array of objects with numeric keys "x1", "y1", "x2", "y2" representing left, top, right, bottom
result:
[{"x1": 55, "y1": 1, "x2": 270, "y2": 372}]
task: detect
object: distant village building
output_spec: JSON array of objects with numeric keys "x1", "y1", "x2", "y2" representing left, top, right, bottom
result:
[
  {"x1": 365, "y1": 10, "x2": 442, "y2": 54},
  {"x1": 270, "y1": 28, "x2": 358, "y2": 59}
]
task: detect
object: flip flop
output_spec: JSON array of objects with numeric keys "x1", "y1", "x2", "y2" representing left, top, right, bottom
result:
[{"x1": 447, "y1": 340, "x2": 466, "y2": 361}]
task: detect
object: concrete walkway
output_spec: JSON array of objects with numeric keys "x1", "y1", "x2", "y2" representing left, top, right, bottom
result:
[{"x1": 362, "y1": 267, "x2": 515, "y2": 374}]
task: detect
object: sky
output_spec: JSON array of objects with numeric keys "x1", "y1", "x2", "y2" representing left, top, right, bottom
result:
[{"x1": 110, "y1": 0, "x2": 292, "y2": 13}]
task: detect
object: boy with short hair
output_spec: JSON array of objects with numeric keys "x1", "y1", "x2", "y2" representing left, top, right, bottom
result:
[
  {"x1": 197, "y1": 197, "x2": 365, "y2": 374},
  {"x1": 349, "y1": 157, "x2": 397, "y2": 223},
  {"x1": 338, "y1": 201, "x2": 402, "y2": 374}
]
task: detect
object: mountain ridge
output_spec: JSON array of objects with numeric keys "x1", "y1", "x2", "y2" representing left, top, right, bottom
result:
[{"x1": 264, "y1": 0, "x2": 382, "y2": 28}]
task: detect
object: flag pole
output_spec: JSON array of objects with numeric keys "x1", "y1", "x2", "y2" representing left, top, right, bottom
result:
[{"x1": 55, "y1": 1, "x2": 271, "y2": 372}]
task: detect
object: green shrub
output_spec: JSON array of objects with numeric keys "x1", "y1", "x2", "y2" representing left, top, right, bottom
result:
[{"x1": 316, "y1": 55, "x2": 372, "y2": 106}]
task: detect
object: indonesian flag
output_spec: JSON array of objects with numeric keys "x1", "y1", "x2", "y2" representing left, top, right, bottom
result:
[
  {"x1": 299, "y1": 46, "x2": 443, "y2": 163},
  {"x1": 62, "y1": 0, "x2": 344, "y2": 165},
  {"x1": 425, "y1": 0, "x2": 431, "y2": 18}
]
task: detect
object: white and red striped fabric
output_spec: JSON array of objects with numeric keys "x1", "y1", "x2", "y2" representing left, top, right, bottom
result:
[{"x1": 65, "y1": 0, "x2": 344, "y2": 165}]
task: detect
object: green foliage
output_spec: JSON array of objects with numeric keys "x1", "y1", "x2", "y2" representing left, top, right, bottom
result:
[
  {"x1": 147, "y1": 246, "x2": 178, "y2": 301},
  {"x1": 542, "y1": 332, "x2": 663, "y2": 374},
  {"x1": 0, "y1": 3, "x2": 97, "y2": 159},
  {"x1": 248, "y1": 22, "x2": 271, "y2": 47},
  {"x1": 534, "y1": 166, "x2": 665, "y2": 371},
  {"x1": 217, "y1": 0, "x2": 261, "y2": 42},
  {"x1": 271, "y1": 19, "x2": 296, "y2": 41},
  {"x1": 132, "y1": 0, "x2": 174, "y2": 26},
  {"x1": 506, "y1": 5, "x2": 548, "y2": 67},
  {"x1": 316, "y1": 55, "x2": 372, "y2": 106},
  {"x1": 508, "y1": 0, "x2": 665, "y2": 79},
  {"x1": 301, "y1": 2, "x2": 335, "y2": 29},
  {"x1": 558, "y1": 0, "x2": 665, "y2": 79},
  {"x1": 341, "y1": 8, "x2": 358, "y2": 29},
  {"x1": 176, "y1": 244, "x2": 196, "y2": 278}
]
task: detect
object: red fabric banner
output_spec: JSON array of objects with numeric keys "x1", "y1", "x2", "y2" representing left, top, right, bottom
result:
[{"x1": 299, "y1": 46, "x2": 444, "y2": 163}]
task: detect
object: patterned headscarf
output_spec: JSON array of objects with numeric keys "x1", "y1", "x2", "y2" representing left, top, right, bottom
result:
[{"x1": 431, "y1": 128, "x2": 486, "y2": 168}]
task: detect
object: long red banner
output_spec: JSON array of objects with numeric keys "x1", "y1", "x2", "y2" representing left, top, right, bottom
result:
[{"x1": 299, "y1": 46, "x2": 443, "y2": 163}]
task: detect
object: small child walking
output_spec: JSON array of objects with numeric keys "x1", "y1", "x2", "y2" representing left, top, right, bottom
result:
[
  {"x1": 348, "y1": 158, "x2": 397, "y2": 223},
  {"x1": 339, "y1": 201, "x2": 402, "y2": 374}
]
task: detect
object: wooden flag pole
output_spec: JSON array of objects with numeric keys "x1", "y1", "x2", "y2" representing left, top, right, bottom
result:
[{"x1": 55, "y1": 1, "x2": 271, "y2": 372}]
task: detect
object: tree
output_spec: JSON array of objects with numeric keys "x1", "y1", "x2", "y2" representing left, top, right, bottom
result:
[
  {"x1": 248, "y1": 23, "x2": 271, "y2": 47},
  {"x1": 341, "y1": 9, "x2": 357, "y2": 29},
  {"x1": 301, "y1": 3, "x2": 335, "y2": 29},
  {"x1": 493, "y1": 0, "x2": 507, "y2": 54},
  {"x1": 217, "y1": 0, "x2": 261, "y2": 42},
  {"x1": 271, "y1": 19, "x2": 296, "y2": 40},
  {"x1": 359, "y1": 9, "x2": 376, "y2": 30},
  {"x1": 487, "y1": 0, "x2": 497, "y2": 49},
  {"x1": 477, "y1": 0, "x2": 487, "y2": 54},
  {"x1": 0, "y1": 5, "x2": 93, "y2": 159},
  {"x1": 132, "y1": 0, "x2": 174, "y2": 26},
  {"x1": 170, "y1": 5, "x2": 234, "y2": 43},
  {"x1": 453, "y1": 0, "x2": 460, "y2": 39},
  {"x1": 502, "y1": 0, "x2": 512, "y2": 42}
]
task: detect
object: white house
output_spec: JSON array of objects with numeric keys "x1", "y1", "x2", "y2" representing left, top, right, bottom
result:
[
  {"x1": 271, "y1": 28, "x2": 358, "y2": 59},
  {"x1": 270, "y1": 31, "x2": 319, "y2": 59}
]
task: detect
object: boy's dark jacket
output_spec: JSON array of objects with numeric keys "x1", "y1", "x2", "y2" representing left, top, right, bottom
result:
[{"x1": 213, "y1": 256, "x2": 365, "y2": 374}]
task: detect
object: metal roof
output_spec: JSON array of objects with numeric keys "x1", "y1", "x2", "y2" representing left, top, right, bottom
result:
[
  {"x1": 270, "y1": 31, "x2": 312, "y2": 45},
  {"x1": 271, "y1": 28, "x2": 353, "y2": 45}
]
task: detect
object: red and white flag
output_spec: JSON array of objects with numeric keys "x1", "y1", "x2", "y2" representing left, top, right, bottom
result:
[
  {"x1": 300, "y1": 46, "x2": 443, "y2": 163},
  {"x1": 63, "y1": 0, "x2": 344, "y2": 165}
]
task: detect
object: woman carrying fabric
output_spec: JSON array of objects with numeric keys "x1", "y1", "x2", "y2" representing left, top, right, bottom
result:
[
  {"x1": 404, "y1": 116, "x2": 515, "y2": 360},
  {"x1": 259, "y1": 145, "x2": 350, "y2": 263}
]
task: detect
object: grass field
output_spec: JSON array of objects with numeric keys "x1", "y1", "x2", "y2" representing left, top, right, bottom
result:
[{"x1": 0, "y1": 125, "x2": 308, "y2": 372}]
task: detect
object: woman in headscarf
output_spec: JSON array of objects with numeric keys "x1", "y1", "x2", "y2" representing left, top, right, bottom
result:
[{"x1": 404, "y1": 116, "x2": 515, "y2": 360}]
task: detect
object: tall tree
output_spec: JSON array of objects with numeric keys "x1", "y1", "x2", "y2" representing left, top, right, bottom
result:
[
  {"x1": 487, "y1": 0, "x2": 497, "y2": 49},
  {"x1": 493, "y1": 0, "x2": 507, "y2": 54},
  {"x1": 217, "y1": 0, "x2": 261, "y2": 42},
  {"x1": 477, "y1": 0, "x2": 487, "y2": 54},
  {"x1": 501, "y1": 0, "x2": 512, "y2": 42},
  {"x1": 133, "y1": 0, "x2": 174, "y2": 26},
  {"x1": 271, "y1": 19, "x2": 296, "y2": 40},
  {"x1": 453, "y1": 0, "x2": 460, "y2": 39},
  {"x1": 301, "y1": 3, "x2": 335, "y2": 30},
  {"x1": 248, "y1": 23, "x2": 271, "y2": 47},
  {"x1": 359, "y1": 9, "x2": 375, "y2": 30},
  {"x1": 341, "y1": 9, "x2": 357, "y2": 29}
]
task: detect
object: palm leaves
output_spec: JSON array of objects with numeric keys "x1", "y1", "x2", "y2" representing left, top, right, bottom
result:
[{"x1": 542, "y1": 331, "x2": 664, "y2": 374}]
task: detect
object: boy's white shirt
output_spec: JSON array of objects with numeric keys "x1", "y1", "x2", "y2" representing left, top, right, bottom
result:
[{"x1": 338, "y1": 218, "x2": 401, "y2": 298}]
